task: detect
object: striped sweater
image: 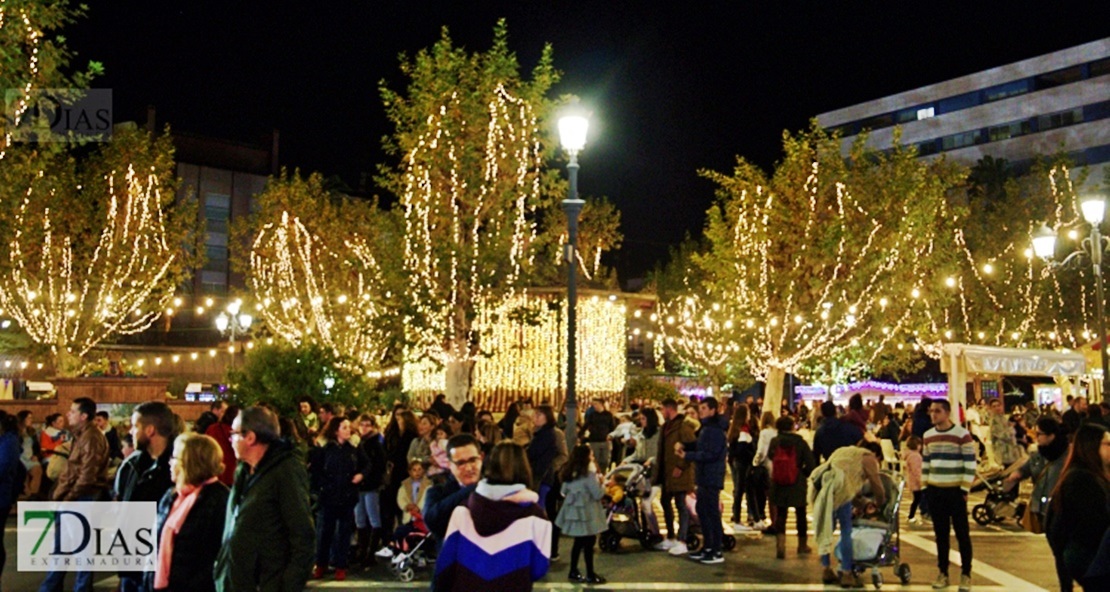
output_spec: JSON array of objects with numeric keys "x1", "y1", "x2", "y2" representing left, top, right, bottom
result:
[
  {"x1": 434, "y1": 480, "x2": 551, "y2": 591},
  {"x1": 921, "y1": 423, "x2": 977, "y2": 492}
]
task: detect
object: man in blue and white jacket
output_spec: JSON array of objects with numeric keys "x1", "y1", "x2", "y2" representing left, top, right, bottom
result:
[{"x1": 676, "y1": 396, "x2": 729, "y2": 565}]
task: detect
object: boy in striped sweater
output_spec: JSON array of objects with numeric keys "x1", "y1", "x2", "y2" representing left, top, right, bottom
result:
[{"x1": 923, "y1": 399, "x2": 977, "y2": 592}]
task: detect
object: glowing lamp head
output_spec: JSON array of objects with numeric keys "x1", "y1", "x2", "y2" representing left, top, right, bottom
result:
[
  {"x1": 1032, "y1": 224, "x2": 1057, "y2": 260},
  {"x1": 215, "y1": 312, "x2": 229, "y2": 332},
  {"x1": 1081, "y1": 196, "x2": 1105, "y2": 225},
  {"x1": 558, "y1": 115, "x2": 589, "y2": 154},
  {"x1": 239, "y1": 313, "x2": 253, "y2": 329}
]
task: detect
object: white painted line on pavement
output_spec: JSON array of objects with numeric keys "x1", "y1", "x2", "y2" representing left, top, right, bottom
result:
[
  {"x1": 900, "y1": 532, "x2": 1048, "y2": 592},
  {"x1": 306, "y1": 581, "x2": 1014, "y2": 590}
]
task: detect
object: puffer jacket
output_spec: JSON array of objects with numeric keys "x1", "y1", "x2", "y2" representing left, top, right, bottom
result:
[
  {"x1": 682, "y1": 414, "x2": 728, "y2": 490},
  {"x1": 653, "y1": 413, "x2": 699, "y2": 492},
  {"x1": 309, "y1": 440, "x2": 368, "y2": 510}
]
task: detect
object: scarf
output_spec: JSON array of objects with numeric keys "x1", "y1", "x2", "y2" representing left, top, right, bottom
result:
[{"x1": 154, "y1": 477, "x2": 218, "y2": 589}]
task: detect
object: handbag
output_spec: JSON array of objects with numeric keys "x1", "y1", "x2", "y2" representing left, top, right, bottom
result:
[{"x1": 1021, "y1": 503, "x2": 1043, "y2": 534}]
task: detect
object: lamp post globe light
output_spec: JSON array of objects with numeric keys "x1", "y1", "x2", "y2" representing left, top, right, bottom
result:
[
  {"x1": 559, "y1": 113, "x2": 588, "y2": 450},
  {"x1": 215, "y1": 298, "x2": 253, "y2": 367},
  {"x1": 1034, "y1": 193, "x2": 1109, "y2": 400}
]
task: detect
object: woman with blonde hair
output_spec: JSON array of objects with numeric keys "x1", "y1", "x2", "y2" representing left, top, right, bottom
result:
[
  {"x1": 750, "y1": 410, "x2": 779, "y2": 531},
  {"x1": 149, "y1": 433, "x2": 229, "y2": 592}
]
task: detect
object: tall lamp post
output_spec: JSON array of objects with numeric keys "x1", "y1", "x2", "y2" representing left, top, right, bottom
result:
[
  {"x1": 215, "y1": 299, "x2": 253, "y2": 368},
  {"x1": 559, "y1": 114, "x2": 588, "y2": 449},
  {"x1": 1033, "y1": 193, "x2": 1109, "y2": 400}
]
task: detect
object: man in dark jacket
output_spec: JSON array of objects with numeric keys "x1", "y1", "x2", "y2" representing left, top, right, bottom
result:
[
  {"x1": 114, "y1": 402, "x2": 179, "y2": 592},
  {"x1": 424, "y1": 433, "x2": 484, "y2": 592},
  {"x1": 214, "y1": 406, "x2": 314, "y2": 592},
  {"x1": 584, "y1": 398, "x2": 616, "y2": 472},
  {"x1": 95, "y1": 411, "x2": 124, "y2": 461},
  {"x1": 676, "y1": 397, "x2": 728, "y2": 565},
  {"x1": 813, "y1": 401, "x2": 864, "y2": 463}
]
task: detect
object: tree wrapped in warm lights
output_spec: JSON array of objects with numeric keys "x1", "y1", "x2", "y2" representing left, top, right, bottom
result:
[
  {"x1": 695, "y1": 124, "x2": 965, "y2": 412},
  {"x1": 918, "y1": 159, "x2": 1099, "y2": 352},
  {"x1": 378, "y1": 22, "x2": 565, "y2": 406},
  {"x1": 245, "y1": 172, "x2": 400, "y2": 371},
  {"x1": 0, "y1": 127, "x2": 198, "y2": 373}
]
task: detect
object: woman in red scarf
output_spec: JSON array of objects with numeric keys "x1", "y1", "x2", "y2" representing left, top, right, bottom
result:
[{"x1": 149, "y1": 433, "x2": 230, "y2": 592}]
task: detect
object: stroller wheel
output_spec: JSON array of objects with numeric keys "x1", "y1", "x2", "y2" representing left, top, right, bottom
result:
[
  {"x1": 723, "y1": 535, "x2": 737, "y2": 551},
  {"x1": 398, "y1": 567, "x2": 415, "y2": 582},
  {"x1": 685, "y1": 533, "x2": 702, "y2": 552},
  {"x1": 971, "y1": 504, "x2": 992, "y2": 527},
  {"x1": 600, "y1": 531, "x2": 621, "y2": 553},
  {"x1": 872, "y1": 572, "x2": 883, "y2": 589},
  {"x1": 896, "y1": 562, "x2": 911, "y2": 585},
  {"x1": 639, "y1": 532, "x2": 661, "y2": 550}
]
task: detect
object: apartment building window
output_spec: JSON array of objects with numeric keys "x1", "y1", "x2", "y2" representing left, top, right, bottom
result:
[
  {"x1": 937, "y1": 91, "x2": 979, "y2": 115},
  {"x1": 988, "y1": 120, "x2": 1033, "y2": 142},
  {"x1": 983, "y1": 79, "x2": 1031, "y2": 103},
  {"x1": 202, "y1": 193, "x2": 231, "y2": 294},
  {"x1": 1034, "y1": 65, "x2": 1084, "y2": 90},
  {"x1": 941, "y1": 130, "x2": 981, "y2": 151},
  {"x1": 1089, "y1": 57, "x2": 1109, "y2": 78},
  {"x1": 1038, "y1": 108, "x2": 1084, "y2": 132}
]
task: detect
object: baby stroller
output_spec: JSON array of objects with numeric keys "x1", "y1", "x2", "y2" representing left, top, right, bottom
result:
[
  {"x1": 970, "y1": 462, "x2": 1027, "y2": 526},
  {"x1": 598, "y1": 461, "x2": 663, "y2": 552},
  {"x1": 837, "y1": 471, "x2": 911, "y2": 589},
  {"x1": 683, "y1": 489, "x2": 737, "y2": 552},
  {"x1": 388, "y1": 528, "x2": 432, "y2": 582}
]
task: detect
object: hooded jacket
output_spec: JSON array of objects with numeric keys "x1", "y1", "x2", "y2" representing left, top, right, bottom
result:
[
  {"x1": 1018, "y1": 433, "x2": 1069, "y2": 517},
  {"x1": 683, "y1": 414, "x2": 728, "y2": 490},
  {"x1": 434, "y1": 480, "x2": 551, "y2": 592},
  {"x1": 214, "y1": 439, "x2": 315, "y2": 592}
]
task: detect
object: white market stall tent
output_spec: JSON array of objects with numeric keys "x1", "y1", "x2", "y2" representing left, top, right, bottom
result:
[{"x1": 940, "y1": 343, "x2": 1087, "y2": 424}]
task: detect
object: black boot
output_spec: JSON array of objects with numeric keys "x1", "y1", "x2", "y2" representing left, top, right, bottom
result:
[{"x1": 354, "y1": 527, "x2": 371, "y2": 566}]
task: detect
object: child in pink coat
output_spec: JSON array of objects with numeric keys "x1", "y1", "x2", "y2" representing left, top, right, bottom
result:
[{"x1": 900, "y1": 436, "x2": 924, "y2": 523}]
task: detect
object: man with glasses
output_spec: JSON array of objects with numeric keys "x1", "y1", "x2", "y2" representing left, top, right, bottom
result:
[
  {"x1": 922, "y1": 400, "x2": 977, "y2": 592},
  {"x1": 424, "y1": 434, "x2": 483, "y2": 548},
  {"x1": 214, "y1": 406, "x2": 314, "y2": 592}
]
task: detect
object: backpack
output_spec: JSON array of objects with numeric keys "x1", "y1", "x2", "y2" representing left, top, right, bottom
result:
[{"x1": 772, "y1": 444, "x2": 799, "y2": 486}]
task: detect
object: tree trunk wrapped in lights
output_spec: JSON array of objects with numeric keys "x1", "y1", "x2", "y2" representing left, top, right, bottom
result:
[
  {"x1": 245, "y1": 172, "x2": 400, "y2": 372},
  {"x1": 378, "y1": 22, "x2": 565, "y2": 407},
  {"x1": 694, "y1": 125, "x2": 964, "y2": 411},
  {"x1": 0, "y1": 128, "x2": 198, "y2": 374}
]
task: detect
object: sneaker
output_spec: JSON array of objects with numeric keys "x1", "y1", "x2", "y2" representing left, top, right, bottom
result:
[
  {"x1": 568, "y1": 570, "x2": 585, "y2": 583},
  {"x1": 311, "y1": 566, "x2": 326, "y2": 580},
  {"x1": 958, "y1": 574, "x2": 972, "y2": 592},
  {"x1": 699, "y1": 552, "x2": 724, "y2": 565},
  {"x1": 732, "y1": 523, "x2": 755, "y2": 532},
  {"x1": 686, "y1": 550, "x2": 707, "y2": 561},
  {"x1": 653, "y1": 539, "x2": 676, "y2": 551},
  {"x1": 667, "y1": 541, "x2": 689, "y2": 556},
  {"x1": 375, "y1": 547, "x2": 395, "y2": 559},
  {"x1": 822, "y1": 567, "x2": 838, "y2": 584},
  {"x1": 909, "y1": 516, "x2": 921, "y2": 525},
  {"x1": 585, "y1": 573, "x2": 608, "y2": 584},
  {"x1": 932, "y1": 572, "x2": 949, "y2": 589},
  {"x1": 334, "y1": 569, "x2": 347, "y2": 581}
]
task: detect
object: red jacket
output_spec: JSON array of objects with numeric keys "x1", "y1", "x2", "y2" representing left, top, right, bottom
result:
[{"x1": 205, "y1": 423, "x2": 237, "y2": 486}]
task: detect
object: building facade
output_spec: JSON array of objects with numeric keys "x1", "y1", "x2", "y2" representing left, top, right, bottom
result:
[{"x1": 816, "y1": 38, "x2": 1109, "y2": 184}]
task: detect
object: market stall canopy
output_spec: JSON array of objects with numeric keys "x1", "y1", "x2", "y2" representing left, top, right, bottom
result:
[{"x1": 941, "y1": 343, "x2": 1086, "y2": 423}]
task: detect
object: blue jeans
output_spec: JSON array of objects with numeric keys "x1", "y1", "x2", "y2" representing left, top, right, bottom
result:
[
  {"x1": 821, "y1": 502, "x2": 855, "y2": 572},
  {"x1": 695, "y1": 486, "x2": 723, "y2": 554},
  {"x1": 316, "y1": 506, "x2": 355, "y2": 569},
  {"x1": 353, "y1": 491, "x2": 382, "y2": 529},
  {"x1": 39, "y1": 495, "x2": 99, "y2": 592}
]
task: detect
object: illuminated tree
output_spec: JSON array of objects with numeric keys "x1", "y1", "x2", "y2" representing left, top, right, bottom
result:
[
  {"x1": 245, "y1": 172, "x2": 401, "y2": 371},
  {"x1": 377, "y1": 21, "x2": 565, "y2": 406},
  {"x1": 695, "y1": 124, "x2": 965, "y2": 412},
  {"x1": 0, "y1": 127, "x2": 198, "y2": 373}
]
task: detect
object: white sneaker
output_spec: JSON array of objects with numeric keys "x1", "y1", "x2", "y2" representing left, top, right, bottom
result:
[
  {"x1": 667, "y1": 541, "x2": 689, "y2": 556},
  {"x1": 653, "y1": 539, "x2": 676, "y2": 551},
  {"x1": 732, "y1": 523, "x2": 755, "y2": 532},
  {"x1": 375, "y1": 547, "x2": 395, "y2": 559},
  {"x1": 958, "y1": 574, "x2": 972, "y2": 592}
]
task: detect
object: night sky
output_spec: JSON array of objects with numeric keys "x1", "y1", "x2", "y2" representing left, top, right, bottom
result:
[{"x1": 72, "y1": 1, "x2": 1109, "y2": 282}]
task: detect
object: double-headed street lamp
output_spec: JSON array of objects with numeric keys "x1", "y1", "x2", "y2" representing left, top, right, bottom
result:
[
  {"x1": 215, "y1": 299, "x2": 253, "y2": 367},
  {"x1": 1033, "y1": 193, "x2": 1109, "y2": 399},
  {"x1": 559, "y1": 113, "x2": 588, "y2": 450}
]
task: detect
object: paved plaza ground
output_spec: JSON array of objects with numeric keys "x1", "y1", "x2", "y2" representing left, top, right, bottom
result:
[{"x1": 2, "y1": 483, "x2": 1064, "y2": 591}]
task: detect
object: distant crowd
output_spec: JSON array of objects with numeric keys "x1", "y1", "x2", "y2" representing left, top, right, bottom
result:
[{"x1": 0, "y1": 389, "x2": 1106, "y2": 591}]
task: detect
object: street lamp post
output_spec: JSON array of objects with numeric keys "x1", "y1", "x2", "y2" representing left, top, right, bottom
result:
[
  {"x1": 1033, "y1": 194, "x2": 1109, "y2": 399},
  {"x1": 559, "y1": 114, "x2": 588, "y2": 450},
  {"x1": 215, "y1": 299, "x2": 253, "y2": 368}
]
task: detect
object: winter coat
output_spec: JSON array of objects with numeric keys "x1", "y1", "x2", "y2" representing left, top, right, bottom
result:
[
  {"x1": 434, "y1": 480, "x2": 550, "y2": 592},
  {"x1": 114, "y1": 443, "x2": 175, "y2": 503},
  {"x1": 205, "y1": 423, "x2": 237, "y2": 486},
  {"x1": 397, "y1": 476, "x2": 432, "y2": 524},
  {"x1": 900, "y1": 448, "x2": 923, "y2": 492},
  {"x1": 53, "y1": 422, "x2": 109, "y2": 501},
  {"x1": 357, "y1": 434, "x2": 387, "y2": 492},
  {"x1": 625, "y1": 428, "x2": 660, "y2": 465},
  {"x1": 555, "y1": 473, "x2": 607, "y2": 537},
  {"x1": 1017, "y1": 434, "x2": 1068, "y2": 517},
  {"x1": 407, "y1": 436, "x2": 433, "y2": 466},
  {"x1": 683, "y1": 414, "x2": 728, "y2": 490},
  {"x1": 653, "y1": 414, "x2": 698, "y2": 492},
  {"x1": 214, "y1": 439, "x2": 315, "y2": 592},
  {"x1": 0, "y1": 432, "x2": 19, "y2": 508},
  {"x1": 767, "y1": 432, "x2": 816, "y2": 508},
  {"x1": 527, "y1": 423, "x2": 559, "y2": 488},
  {"x1": 1046, "y1": 468, "x2": 1110, "y2": 585},
  {"x1": 309, "y1": 440, "x2": 367, "y2": 510},
  {"x1": 146, "y1": 481, "x2": 229, "y2": 592},
  {"x1": 584, "y1": 410, "x2": 616, "y2": 443},
  {"x1": 813, "y1": 418, "x2": 864, "y2": 463},
  {"x1": 386, "y1": 431, "x2": 417, "y2": 489}
]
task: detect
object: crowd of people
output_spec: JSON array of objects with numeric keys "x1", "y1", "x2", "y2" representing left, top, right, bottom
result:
[{"x1": 0, "y1": 388, "x2": 1106, "y2": 591}]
